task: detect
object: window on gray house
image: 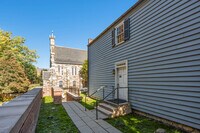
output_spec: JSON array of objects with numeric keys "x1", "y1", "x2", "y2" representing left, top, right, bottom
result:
[{"x1": 112, "y1": 18, "x2": 130, "y2": 47}]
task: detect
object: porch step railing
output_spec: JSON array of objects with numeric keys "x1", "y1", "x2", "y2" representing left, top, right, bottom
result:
[{"x1": 84, "y1": 84, "x2": 129, "y2": 120}]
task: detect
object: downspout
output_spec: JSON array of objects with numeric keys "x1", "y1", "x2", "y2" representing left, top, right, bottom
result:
[{"x1": 87, "y1": 44, "x2": 89, "y2": 96}]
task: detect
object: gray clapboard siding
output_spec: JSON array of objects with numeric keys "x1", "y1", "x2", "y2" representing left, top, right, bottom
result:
[{"x1": 88, "y1": 0, "x2": 200, "y2": 129}]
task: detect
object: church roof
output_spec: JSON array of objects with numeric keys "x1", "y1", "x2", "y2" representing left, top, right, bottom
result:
[{"x1": 54, "y1": 46, "x2": 87, "y2": 64}]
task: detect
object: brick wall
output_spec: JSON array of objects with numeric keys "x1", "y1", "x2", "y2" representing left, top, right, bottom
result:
[
  {"x1": 52, "y1": 87, "x2": 63, "y2": 104},
  {"x1": 0, "y1": 88, "x2": 42, "y2": 133}
]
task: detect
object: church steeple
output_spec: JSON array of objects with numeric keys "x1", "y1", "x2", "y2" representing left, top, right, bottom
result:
[
  {"x1": 49, "y1": 31, "x2": 55, "y2": 68},
  {"x1": 49, "y1": 30, "x2": 55, "y2": 46}
]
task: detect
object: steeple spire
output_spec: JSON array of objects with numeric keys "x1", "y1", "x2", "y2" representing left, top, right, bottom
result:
[
  {"x1": 51, "y1": 30, "x2": 54, "y2": 37},
  {"x1": 49, "y1": 30, "x2": 55, "y2": 39},
  {"x1": 49, "y1": 31, "x2": 55, "y2": 67},
  {"x1": 49, "y1": 30, "x2": 55, "y2": 46}
]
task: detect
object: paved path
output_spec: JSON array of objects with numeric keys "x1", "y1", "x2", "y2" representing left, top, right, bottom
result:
[{"x1": 62, "y1": 101, "x2": 122, "y2": 133}]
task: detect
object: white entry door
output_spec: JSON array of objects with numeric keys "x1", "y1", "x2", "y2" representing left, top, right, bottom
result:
[{"x1": 116, "y1": 66, "x2": 128, "y2": 101}]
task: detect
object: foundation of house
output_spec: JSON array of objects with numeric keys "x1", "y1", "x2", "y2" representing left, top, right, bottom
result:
[{"x1": 133, "y1": 109, "x2": 200, "y2": 133}]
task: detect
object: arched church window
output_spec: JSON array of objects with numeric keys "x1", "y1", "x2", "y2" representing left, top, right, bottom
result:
[
  {"x1": 59, "y1": 81, "x2": 63, "y2": 88},
  {"x1": 58, "y1": 65, "x2": 60, "y2": 73},
  {"x1": 72, "y1": 66, "x2": 74, "y2": 75},
  {"x1": 73, "y1": 81, "x2": 76, "y2": 87},
  {"x1": 75, "y1": 66, "x2": 77, "y2": 75}
]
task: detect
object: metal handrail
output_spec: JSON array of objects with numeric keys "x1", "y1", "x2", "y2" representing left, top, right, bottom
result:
[
  {"x1": 89, "y1": 86, "x2": 105, "y2": 97},
  {"x1": 102, "y1": 86, "x2": 128, "y2": 101},
  {"x1": 102, "y1": 87, "x2": 117, "y2": 101},
  {"x1": 84, "y1": 86, "x2": 105, "y2": 111},
  {"x1": 84, "y1": 85, "x2": 129, "y2": 120}
]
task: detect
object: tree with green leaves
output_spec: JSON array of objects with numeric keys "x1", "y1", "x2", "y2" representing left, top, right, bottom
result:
[
  {"x1": 0, "y1": 55, "x2": 29, "y2": 93},
  {"x1": 0, "y1": 29, "x2": 38, "y2": 93},
  {"x1": 80, "y1": 60, "x2": 88, "y2": 87},
  {"x1": 24, "y1": 63, "x2": 38, "y2": 84}
]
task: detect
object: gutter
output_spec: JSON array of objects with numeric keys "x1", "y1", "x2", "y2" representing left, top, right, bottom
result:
[{"x1": 87, "y1": 0, "x2": 144, "y2": 47}]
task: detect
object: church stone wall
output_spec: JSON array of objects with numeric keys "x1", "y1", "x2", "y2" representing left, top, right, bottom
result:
[
  {"x1": 48, "y1": 32, "x2": 86, "y2": 89},
  {"x1": 50, "y1": 63, "x2": 83, "y2": 89}
]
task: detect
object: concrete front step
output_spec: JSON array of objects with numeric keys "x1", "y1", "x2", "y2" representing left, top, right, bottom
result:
[
  {"x1": 104, "y1": 100, "x2": 129, "y2": 107},
  {"x1": 97, "y1": 101, "x2": 132, "y2": 118},
  {"x1": 99, "y1": 103, "x2": 116, "y2": 112},
  {"x1": 96, "y1": 106, "x2": 112, "y2": 117}
]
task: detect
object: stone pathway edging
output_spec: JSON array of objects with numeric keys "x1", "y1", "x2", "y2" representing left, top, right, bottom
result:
[{"x1": 62, "y1": 101, "x2": 122, "y2": 133}]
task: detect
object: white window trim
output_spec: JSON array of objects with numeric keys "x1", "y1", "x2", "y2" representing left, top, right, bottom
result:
[{"x1": 115, "y1": 21, "x2": 124, "y2": 45}]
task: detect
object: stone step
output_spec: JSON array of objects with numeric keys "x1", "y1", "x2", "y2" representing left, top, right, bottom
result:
[
  {"x1": 103, "y1": 100, "x2": 119, "y2": 107},
  {"x1": 99, "y1": 103, "x2": 116, "y2": 112},
  {"x1": 96, "y1": 106, "x2": 112, "y2": 117}
]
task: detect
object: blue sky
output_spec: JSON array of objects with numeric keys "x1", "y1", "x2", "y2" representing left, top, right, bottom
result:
[{"x1": 0, "y1": 0, "x2": 136, "y2": 68}]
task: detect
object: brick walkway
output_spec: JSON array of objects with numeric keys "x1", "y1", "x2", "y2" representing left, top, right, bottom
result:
[{"x1": 62, "y1": 101, "x2": 122, "y2": 133}]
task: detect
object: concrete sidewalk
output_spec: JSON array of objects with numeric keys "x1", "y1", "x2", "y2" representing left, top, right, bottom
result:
[{"x1": 62, "y1": 101, "x2": 122, "y2": 133}]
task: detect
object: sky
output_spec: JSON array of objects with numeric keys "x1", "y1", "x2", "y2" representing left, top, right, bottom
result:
[{"x1": 0, "y1": 0, "x2": 137, "y2": 68}]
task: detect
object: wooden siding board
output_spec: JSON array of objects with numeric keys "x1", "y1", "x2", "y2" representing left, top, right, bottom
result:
[
  {"x1": 129, "y1": 65, "x2": 200, "y2": 74},
  {"x1": 131, "y1": 102, "x2": 200, "y2": 123},
  {"x1": 131, "y1": 1, "x2": 199, "y2": 36},
  {"x1": 88, "y1": 0, "x2": 200, "y2": 129},
  {"x1": 131, "y1": 88, "x2": 200, "y2": 98},
  {"x1": 132, "y1": 99, "x2": 200, "y2": 119},
  {"x1": 130, "y1": 94, "x2": 200, "y2": 109},
  {"x1": 130, "y1": 85, "x2": 200, "y2": 92},
  {"x1": 114, "y1": 28, "x2": 200, "y2": 61},
  {"x1": 132, "y1": 103, "x2": 200, "y2": 125},
  {"x1": 129, "y1": 91, "x2": 200, "y2": 103},
  {"x1": 91, "y1": 26, "x2": 200, "y2": 64},
  {"x1": 129, "y1": 60, "x2": 200, "y2": 71},
  {"x1": 132, "y1": 104, "x2": 200, "y2": 129}
]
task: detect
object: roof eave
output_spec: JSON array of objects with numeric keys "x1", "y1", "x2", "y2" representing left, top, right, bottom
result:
[{"x1": 88, "y1": 0, "x2": 144, "y2": 47}]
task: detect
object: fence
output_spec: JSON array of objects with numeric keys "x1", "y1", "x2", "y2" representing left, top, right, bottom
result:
[{"x1": 0, "y1": 88, "x2": 42, "y2": 133}]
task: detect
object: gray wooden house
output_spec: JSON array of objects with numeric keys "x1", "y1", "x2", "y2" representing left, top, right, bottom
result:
[{"x1": 88, "y1": 0, "x2": 200, "y2": 130}]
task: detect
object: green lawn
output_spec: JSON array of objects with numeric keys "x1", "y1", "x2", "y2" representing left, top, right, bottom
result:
[
  {"x1": 106, "y1": 114, "x2": 182, "y2": 133},
  {"x1": 80, "y1": 93, "x2": 182, "y2": 133},
  {"x1": 79, "y1": 93, "x2": 97, "y2": 110},
  {"x1": 36, "y1": 96, "x2": 78, "y2": 133}
]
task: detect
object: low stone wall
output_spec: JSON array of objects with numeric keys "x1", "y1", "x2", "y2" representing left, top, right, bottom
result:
[
  {"x1": 66, "y1": 91, "x2": 82, "y2": 102},
  {"x1": 0, "y1": 88, "x2": 42, "y2": 133}
]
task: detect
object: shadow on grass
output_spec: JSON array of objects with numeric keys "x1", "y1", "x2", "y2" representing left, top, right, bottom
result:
[
  {"x1": 106, "y1": 114, "x2": 183, "y2": 133},
  {"x1": 36, "y1": 96, "x2": 78, "y2": 133}
]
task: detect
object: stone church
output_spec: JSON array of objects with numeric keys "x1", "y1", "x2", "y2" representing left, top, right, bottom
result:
[{"x1": 48, "y1": 32, "x2": 87, "y2": 89}]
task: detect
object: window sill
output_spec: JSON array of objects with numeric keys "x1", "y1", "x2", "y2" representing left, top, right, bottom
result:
[{"x1": 114, "y1": 41, "x2": 125, "y2": 48}]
